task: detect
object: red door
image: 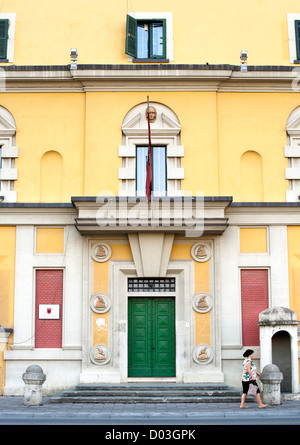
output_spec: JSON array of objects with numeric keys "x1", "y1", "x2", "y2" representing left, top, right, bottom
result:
[
  {"x1": 35, "y1": 269, "x2": 63, "y2": 348},
  {"x1": 241, "y1": 269, "x2": 268, "y2": 345}
]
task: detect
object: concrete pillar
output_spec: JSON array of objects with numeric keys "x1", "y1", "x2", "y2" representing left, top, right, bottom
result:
[
  {"x1": 260, "y1": 364, "x2": 283, "y2": 405},
  {"x1": 22, "y1": 365, "x2": 46, "y2": 406}
]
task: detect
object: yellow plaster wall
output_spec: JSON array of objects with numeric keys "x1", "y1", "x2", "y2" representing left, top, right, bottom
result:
[
  {"x1": 2, "y1": 93, "x2": 86, "y2": 202},
  {"x1": 40, "y1": 151, "x2": 63, "y2": 202},
  {"x1": 240, "y1": 151, "x2": 264, "y2": 202},
  {"x1": 240, "y1": 228, "x2": 268, "y2": 254},
  {"x1": 170, "y1": 242, "x2": 211, "y2": 346},
  {"x1": 93, "y1": 254, "x2": 109, "y2": 347},
  {"x1": 0, "y1": 227, "x2": 16, "y2": 394},
  {"x1": 36, "y1": 228, "x2": 64, "y2": 254},
  {"x1": 0, "y1": 0, "x2": 298, "y2": 66},
  {"x1": 194, "y1": 260, "x2": 211, "y2": 346},
  {"x1": 0, "y1": 4, "x2": 297, "y2": 204},
  {"x1": 84, "y1": 91, "x2": 220, "y2": 197},
  {"x1": 93, "y1": 243, "x2": 132, "y2": 346},
  {"x1": 216, "y1": 93, "x2": 300, "y2": 202},
  {"x1": 84, "y1": 92, "x2": 125, "y2": 196},
  {"x1": 5, "y1": 89, "x2": 297, "y2": 203}
]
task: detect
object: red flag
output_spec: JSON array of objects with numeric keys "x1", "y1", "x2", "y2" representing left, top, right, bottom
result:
[{"x1": 145, "y1": 97, "x2": 152, "y2": 202}]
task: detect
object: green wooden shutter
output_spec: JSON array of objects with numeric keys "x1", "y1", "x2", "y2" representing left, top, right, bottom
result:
[
  {"x1": 295, "y1": 20, "x2": 300, "y2": 60},
  {"x1": 0, "y1": 146, "x2": 2, "y2": 187},
  {"x1": 0, "y1": 20, "x2": 8, "y2": 60},
  {"x1": 125, "y1": 15, "x2": 137, "y2": 58}
]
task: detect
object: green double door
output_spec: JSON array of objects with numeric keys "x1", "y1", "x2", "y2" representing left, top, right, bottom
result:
[{"x1": 128, "y1": 298, "x2": 176, "y2": 377}]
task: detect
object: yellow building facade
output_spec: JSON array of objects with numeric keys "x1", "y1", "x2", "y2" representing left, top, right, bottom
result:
[{"x1": 0, "y1": 0, "x2": 300, "y2": 396}]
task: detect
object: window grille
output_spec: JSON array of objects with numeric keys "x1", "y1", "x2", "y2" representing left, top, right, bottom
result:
[{"x1": 128, "y1": 277, "x2": 175, "y2": 292}]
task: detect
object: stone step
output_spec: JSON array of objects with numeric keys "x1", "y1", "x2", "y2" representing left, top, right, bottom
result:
[
  {"x1": 60, "y1": 390, "x2": 240, "y2": 397},
  {"x1": 51, "y1": 395, "x2": 241, "y2": 404},
  {"x1": 74, "y1": 383, "x2": 232, "y2": 391},
  {"x1": 50, "y1": 383, "x2": 242, "y2": 404}
]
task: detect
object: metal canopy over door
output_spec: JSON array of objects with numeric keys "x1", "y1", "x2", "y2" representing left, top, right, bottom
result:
[{"x1": 128, "y1": 297, "x2": 175, "y2": 377}]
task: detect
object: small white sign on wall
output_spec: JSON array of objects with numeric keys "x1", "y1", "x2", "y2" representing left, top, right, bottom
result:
[
  {"x1": 96, "y1": 318, "x2": 108, "y2": 332},
  {"x1": 39, "y1": 304, "x2": 60, "y2": 319}
]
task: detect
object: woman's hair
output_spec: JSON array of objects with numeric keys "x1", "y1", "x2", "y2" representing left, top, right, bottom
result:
[{"x1": 243, "y1": 349, "x2": 254, "y2": 358}]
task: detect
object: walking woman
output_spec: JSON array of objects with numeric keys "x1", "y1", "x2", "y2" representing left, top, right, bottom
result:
[{"x1": 240, "y1": 349, "x2": 267, "y2": 408}]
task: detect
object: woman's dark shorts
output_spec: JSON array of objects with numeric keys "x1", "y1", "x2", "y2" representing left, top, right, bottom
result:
[{"x1": 242, "y1": 380, "x2": 260, "y2": 394}]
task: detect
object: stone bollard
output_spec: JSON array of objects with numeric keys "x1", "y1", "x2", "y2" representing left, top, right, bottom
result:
[
  {"x1": 22, "y1": 365, "x2": 46, "y2": 406},
  {"x1": 260, "y1": 364, "x2": 283, "y2": 405}
]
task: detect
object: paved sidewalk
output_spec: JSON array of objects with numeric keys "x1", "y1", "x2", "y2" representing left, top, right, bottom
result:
[{"x1": 0, "y1": 395, "x2": 299, "y2": 425}]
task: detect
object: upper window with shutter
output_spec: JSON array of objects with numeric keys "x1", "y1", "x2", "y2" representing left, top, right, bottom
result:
[
  {"x1": 125, "y1": 13, "x2": 173, "y2": 62},
  {"x1": 295, "y1": 20, "x2": 300, "y2": 61},
  {"x1": 287, "y1": 14, "x2": 300, "y2": 63},
  {"x1": 125, "y1": 15, "x2": 137, "y2": 58},
  {"x1": 0, "y1": 145, "x2": 2, "y2": 189},
  {"x1": 0, "y1": 19, "x2": 8, "y2": 60},
  {"x1": 0, "y1": 14, "x2": 16, "y2": 63}
]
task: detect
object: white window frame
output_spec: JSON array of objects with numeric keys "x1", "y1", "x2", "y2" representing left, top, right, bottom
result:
[
  {"x1": 0, "y1": 106, "x2": 18, "y2": 201},
  {"x1": 127, "y1": 12, "x2": 173, "y2": 62},
  {"x1": 119, "y1": 103, "x2": 184, "y2": 197},
  {"x1": 285, "y1": 106, "x2": 300, "y2": 201},
  {"x1": 287, "y1": 13, "x2": 300, "y2": 63},
  {"x1": 119, "y1": 136, "x2": 184, "y2": 197}
]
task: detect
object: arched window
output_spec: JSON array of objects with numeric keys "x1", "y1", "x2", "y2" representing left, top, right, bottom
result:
[
  {"x1": 0, "y1": 106, "x2": 17, "y2": 202},
  {"x1": 119, "y1": 102, "x2": 184, "y2": 197}
]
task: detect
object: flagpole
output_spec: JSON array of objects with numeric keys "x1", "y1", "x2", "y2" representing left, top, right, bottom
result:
[{"x1": 146, "y1": 96, "x2": 152, "y2": 203}]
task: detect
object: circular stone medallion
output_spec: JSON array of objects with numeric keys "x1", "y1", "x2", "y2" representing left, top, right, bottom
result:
[
  {"x1": 91, "y1": 243, "x2": 112, "y2": 263},
  {"x1": 90, "y1": 344, "x2": 111, "y2": 365},
  {"x1": 192, "y1": 293, "x2": 213, "y2": 313},
  {"x1": 192, "y1": 344, "x2": 214, "y2": 365},
  {"x1": 191, "y1": 242, "x2": 212, "y2": 262},
  {"x1": 90, "y1": 293, "x2": 111, "y2": 313}
]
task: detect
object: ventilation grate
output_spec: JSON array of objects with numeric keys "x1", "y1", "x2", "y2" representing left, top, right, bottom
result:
[{"x1": 128, "y1": 277, "x2": 176, "y2": 292}]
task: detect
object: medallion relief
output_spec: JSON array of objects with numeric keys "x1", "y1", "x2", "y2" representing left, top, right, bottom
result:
[
  {"x1": 90, "y1": 344, "x2": 111, "y2": 366},
  {"x1": 91, "y1": 243, "x2": 112, "y2": 262},
  {"x1": 90, "y1": 293, "x2": 111, "y2": 314},
  {"x1": 191, "y1": 242, "x2": 212, "y2": 262},
  {"x1": 192, "y1": 344, "x2": 214, "y2": 365},
  {"x1": 192, "y1": 293, "x2": 213, "y2": 313}
]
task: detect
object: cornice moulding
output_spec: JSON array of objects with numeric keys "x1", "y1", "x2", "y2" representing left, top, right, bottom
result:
[
  {"x1": 226, "y1": 203, "x2": 300, "y2": 225},
  {"x1": 71, "y1": 195, "x2": 232, "y2": 235},
  {"x1": 0, "y1": 64, "x2": 299, "y2": 93}
]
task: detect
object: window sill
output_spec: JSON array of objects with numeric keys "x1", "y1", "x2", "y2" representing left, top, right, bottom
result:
[
  {"x1": 132, "y1": 58, "x2": 169, "y2": 63},
  {"x1": 0, "y1": 59, "x2": 9, "y2": 63},
  {"x1": 294, "y1": 60, "x2": 300, "y2": 64}
]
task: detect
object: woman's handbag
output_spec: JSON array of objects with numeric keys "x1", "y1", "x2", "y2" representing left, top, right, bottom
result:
[{"x1": 248, "y1": 383, "x2": 258, "y2": 396}]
